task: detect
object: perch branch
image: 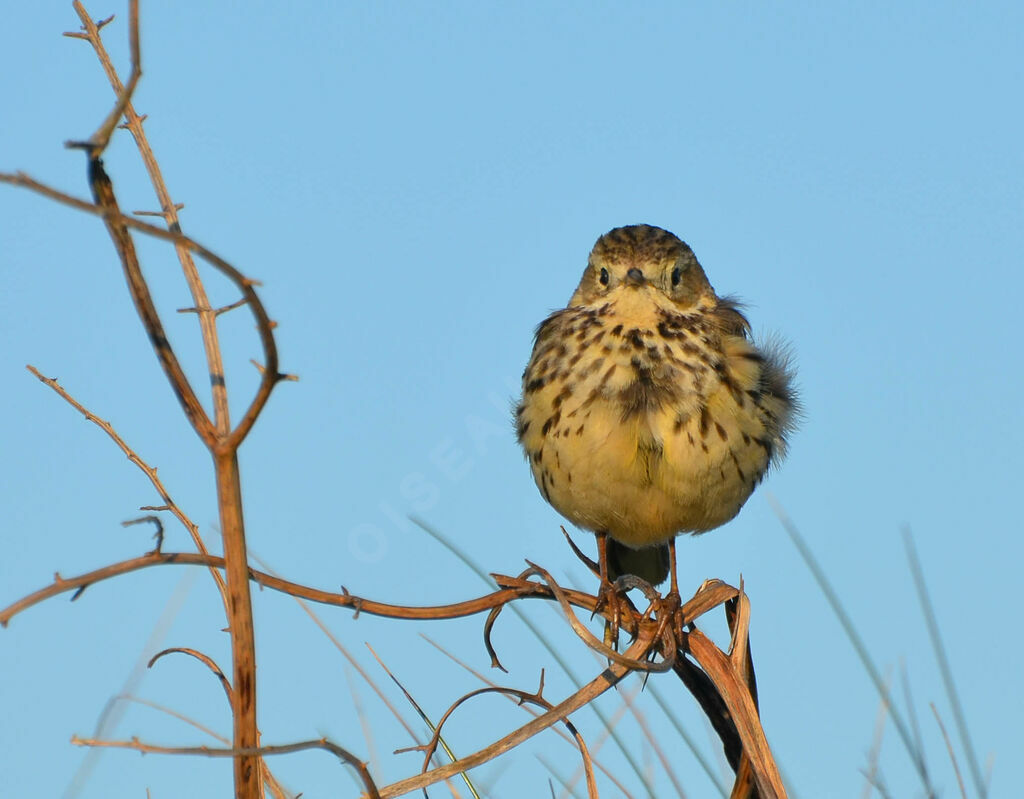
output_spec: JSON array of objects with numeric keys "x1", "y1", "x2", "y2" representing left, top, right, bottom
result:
[{"x1": 0, "y1": 552, "x2": 605, "y2": 628}]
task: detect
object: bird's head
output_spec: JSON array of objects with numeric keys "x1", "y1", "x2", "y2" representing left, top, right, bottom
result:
[{"x1": 570, "y1": 224, "x2": 713, "y2": 310}]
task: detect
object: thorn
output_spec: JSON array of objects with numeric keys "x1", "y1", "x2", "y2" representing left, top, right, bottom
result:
[
  {"x1": 134, "y1": 203, "x2": 183, "y2": 218},
  {"x1": 64, "y1": 138, "x2": 95, "y2": 152}
]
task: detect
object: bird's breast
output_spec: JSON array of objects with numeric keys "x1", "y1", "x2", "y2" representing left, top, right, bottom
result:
[{"x1": 518, "y1": 302, "x2": 776, "y2": 546}]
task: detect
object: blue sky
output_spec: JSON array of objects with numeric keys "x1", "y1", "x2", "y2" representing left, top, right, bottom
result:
[{"x1": 2, "y1": 2, "x2": 1021, "y2": 797}]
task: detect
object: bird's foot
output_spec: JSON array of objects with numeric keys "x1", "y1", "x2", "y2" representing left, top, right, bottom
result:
[
  {"x1": 650, "y1": 586, "x2": 685, "y2": 649},
  {"x1": 593, "y1": 577, "x2": 637, "y2": 650}
]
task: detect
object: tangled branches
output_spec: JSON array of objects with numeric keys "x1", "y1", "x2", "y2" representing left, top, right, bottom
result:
[{"x1": 1, "y1": 3, "x2": 786, "y2": 797}]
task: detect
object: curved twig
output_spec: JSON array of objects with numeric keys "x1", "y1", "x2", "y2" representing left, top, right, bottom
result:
[
  {"x1": 377, "y1": 630, "x2": 656, "y2": 798},
  {"x1": 68, "y1": 0, "x2": 234, "y2": 437},
  {"x1": 0, "y1": 172, "x2": 282, "y2": 449},
  {"x1": 24, "y1": 364, "x2": 227, "y2": 601},
  {"x1": 65, "y1": 0, "x2": 139, "y2": 157},
  {"x1": 70, "y1": 735, "x2": 380, "y2": 799},
  {"x1": 0, "y1": 551, "x2": 598, "y2": 628},
  {"x1": 1, "y1": 548, "x2": 743, "y2": 639},
  {"x1": 422, "y1": 634, "x2": 639, "y2": 797},
  {"x1": 411, "y1": 672, "x2": 598, "y2": 799},
  {"x1": 148, "y1": 647, "x2": 233, "y2": 705},
  {"x1": 526, "y1": 561, "x2": 676, "y2": 673}
]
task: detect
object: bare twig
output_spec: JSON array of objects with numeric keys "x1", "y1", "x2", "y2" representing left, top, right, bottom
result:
[
  {"x1": 64, "y1": 0, "x2": 140, "y2": 157},
  {"x1": 70, "y1": 735, "x2": 380, "y2": 799},
  {"x1": 148, "y1": 648, "x2": 233, "y2": 705},
  {"x1": 407, "y1": 671, "x2": 598, "y2": 799},
  {"x1": 58, "y1": 5, "x2": 272, "y2": 791},
  {"x1": 114, "y1": 695, "x2": 292, "y2": 799},
  {"x1": 69, "y1": 0, "x2": 233, "y2": 435},
  {"x1": 0, "y1": 174, "x2": 284, "y2": 447},
  {"x1": 422, "y1": 634, "x2": 638, "y2": 798},
  {"x1": 365, "y1": 644, "x2": 482, "y2": 799},
  {"x1": 525, "y1": 561, "x2": 675, "y2": 673},
  {"x1": 24, "y1": 364, "x2": 227, "y2": 601},
  {"x1": 0, "y1": 551, "x2": 607, "y2": 628},
  {"x1": 122, "y1": 515, "x2": 164, "y2": 554},
  {"x1": 377, "y1": 631, "x2": 657, "y2": 798},
  {"x1": 412, "y1": 517, "x2": 658, "y2": 795},
  {"x1": 248, "y1": 552, "x2": 435, "y2": 757}
]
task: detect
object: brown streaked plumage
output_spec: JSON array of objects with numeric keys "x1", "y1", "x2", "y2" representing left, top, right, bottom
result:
[{"x1": 517, "y1": 224, "x2": 797, "y2": 588}]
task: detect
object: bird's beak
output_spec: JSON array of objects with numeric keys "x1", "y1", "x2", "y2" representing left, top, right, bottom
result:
[{"x1": 624, "y1": 267, "x2": 646, "y2": 287}]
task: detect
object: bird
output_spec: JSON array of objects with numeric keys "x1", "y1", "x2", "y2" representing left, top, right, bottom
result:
[{"x1": 516, "y1": 224, "x2": 797, "y2": 602}]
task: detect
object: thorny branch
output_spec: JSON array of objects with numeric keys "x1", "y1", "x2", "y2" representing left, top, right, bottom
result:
[
  {"x1": 0, "y1": 548, "x2": 733, "y2": 633},
  {"x1": 1, "y1": 533, "x2": 781, "y2": 794},
  {"x1": 9, "y1": 3, "x2": 277, "y2": 794},
  {"x1": 66, "y1": 0, "x2": 234, "y2": 437},
  {"x1": 0, "y1": 174, "x2": 289, "y2": 449},
  {"x1": 24, "y1": 364, "x2": 227, "y2": 599},
  {"x1": 2, "y1": 4, "x2": 788, "y2": 798}
]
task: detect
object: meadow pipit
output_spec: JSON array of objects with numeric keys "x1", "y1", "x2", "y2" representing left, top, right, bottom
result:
[{"x1": 517, "y1": 224, "x2": 797, "y2": 601}]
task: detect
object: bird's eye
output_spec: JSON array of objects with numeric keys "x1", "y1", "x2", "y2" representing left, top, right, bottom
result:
[
  {"x1": 599, "y1": 267, "x2": 610, "y2": 286},
  {"x1": 671, "y1": 266, "x2": 682, "y2": 287}
]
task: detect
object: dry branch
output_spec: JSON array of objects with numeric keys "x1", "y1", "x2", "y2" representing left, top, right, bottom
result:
[
  {"x1": 70, "y1": 735, "x2": 380, "y2": 799},
  {"x1": 3, "y1": 6, "x2": 794, "y2": 797}
]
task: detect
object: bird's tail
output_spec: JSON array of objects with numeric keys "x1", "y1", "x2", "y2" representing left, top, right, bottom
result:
[{"x1": 607, "y1": 539, "x2": 669, "y2": 586}]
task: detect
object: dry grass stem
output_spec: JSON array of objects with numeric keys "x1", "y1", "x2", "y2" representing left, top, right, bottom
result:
[
  {"x1": 770, "y1": 498, "x2": 933, "y2": 793},
  {"x1": 365, "y1": 643, "x2": 482, "y2": 798},
  {"x1": 930, "y1": 703, "x2": 968, "y2": 799},
  {"x1": 904, "y1": 529, "x2": 985, "y2": 798},
  {"x1": 861, "y1": 668, "x2": 893, "y2": 799}
]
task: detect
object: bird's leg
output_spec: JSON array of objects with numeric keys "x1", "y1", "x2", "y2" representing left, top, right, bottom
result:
[
  {"x1": 662, "y1": 538, "x2": 684, "y2": 644},
  {"x1": 594, "y1": 531, "x2": 623, "y2": 649},
  {"x1": 668, "y1": 537, "x2": 680, "y2": 600},
  {"x1": 650, "y1": 538, "x2": 684, "y2": 651}
]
